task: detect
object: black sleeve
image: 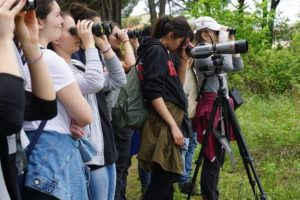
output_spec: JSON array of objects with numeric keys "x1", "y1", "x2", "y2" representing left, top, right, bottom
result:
[
  {"x1": 140, "y1": 46, "x2": 167, "y2": 102},
  {"x1": 0, "y1": 74, "x2": 25, "y2": 136},
  {"x1": 24, "y1": 91, "x2": 57, "y2": 121}
]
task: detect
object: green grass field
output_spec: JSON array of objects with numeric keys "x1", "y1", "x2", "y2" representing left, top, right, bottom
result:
[{"x1": 126, "y1": 94, "x2": 300, "y2": 200}]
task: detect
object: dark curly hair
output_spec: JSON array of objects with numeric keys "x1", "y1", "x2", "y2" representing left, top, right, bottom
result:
[{"x1": 68, "y1": 2, "x2": 99, "y2": 23}]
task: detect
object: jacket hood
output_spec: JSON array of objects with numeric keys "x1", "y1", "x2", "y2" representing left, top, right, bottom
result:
[{"x1": 137, "y1": 36, "x2": 165, "y2": 60}]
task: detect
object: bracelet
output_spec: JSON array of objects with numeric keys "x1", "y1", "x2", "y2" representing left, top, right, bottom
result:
[
  {"x1": 27, "y1": 51, "x2": 44, "y2": 65},
  {"x1": 100, "y1": 45, "x2": 111, "y2": 54}
]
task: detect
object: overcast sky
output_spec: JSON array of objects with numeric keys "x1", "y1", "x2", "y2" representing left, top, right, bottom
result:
[{"x1": 131, "y1": 0, "x2": 300, "y2": 24}]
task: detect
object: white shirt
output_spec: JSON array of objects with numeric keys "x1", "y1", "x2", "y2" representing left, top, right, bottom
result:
[{"x1": 23, "y1": 48, "x2": 75, "y2": 134}]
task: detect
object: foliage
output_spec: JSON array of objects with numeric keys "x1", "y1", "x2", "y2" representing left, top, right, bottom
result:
[
  {"x1": 183, "y1": 0, "x2": 300, "y2": 95},
  {"x1": 228, "y1": 25, "x2": 300, "y2": 95}
]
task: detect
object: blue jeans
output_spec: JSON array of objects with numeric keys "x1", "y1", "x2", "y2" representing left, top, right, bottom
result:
[
  {"x1": 138, "y1": 162, "x2": 151, "y2": 191},
  {"x1": 89, "y1": 163, "x2": 116, "y2": 200},
  {"x1": 179, "y1": 132, "x2": 197, "y2": 184},
  {"x1": 114, "y1": 127, "x2": 134, "y2": 200}
]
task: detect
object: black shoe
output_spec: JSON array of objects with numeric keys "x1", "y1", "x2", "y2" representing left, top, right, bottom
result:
[{"x1": 179, "y1": 182, "x2": 200, "y2": 196}]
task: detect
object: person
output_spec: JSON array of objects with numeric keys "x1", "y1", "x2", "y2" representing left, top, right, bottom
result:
[
  {"x1": 68, "y1": 3, "x2": 127, "y2": 200},
  {"x1": 178, "y1": 58, "x2": 199, "y2": 195},
  {"x1": 21, "y1": 1, "x2": 95, "y2": 199},
  {"x1": 105, "y1": 21, "x2": 137, "y2": 200},
  {"x1": 191, "y1": 16, "x2": 244, "y2": 200},
  {"x1": 0, "y1": 1, "x2": 57, "y2": 199},
  {"x1": 136, "y1": 15, "x2": 193, "y2": 200}
]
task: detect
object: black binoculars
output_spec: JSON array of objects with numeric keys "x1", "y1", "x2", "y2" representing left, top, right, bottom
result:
[
  {"x1": 227, "y1": 28, "x2": 236, "y2": 35},
  {"x1": 127, "y1": 30, "x2": 142, "y2": 39},
  {"x1": 69, "y1": 22, "x2": 113, "y2": 37},
  {"x1": 13, "y1": 0, "x2": 36, "y2": 11}
]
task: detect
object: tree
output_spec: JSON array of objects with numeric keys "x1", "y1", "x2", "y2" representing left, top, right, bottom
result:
[
  {"x1": 59, "y1": 0, "x2": 139, "y2": 26},
  {"x1": 185, "y1": 0, "x2": 283, "y2": 48},
  {"x1": 148, "y1": 0, "x2": 157, "y2": 25},
  {"x1": 159, "y1": 0, "x2": 167, "y2": 17},
  {"x1": 268, "y1": 0, "x2": 281, "y2": 43}
]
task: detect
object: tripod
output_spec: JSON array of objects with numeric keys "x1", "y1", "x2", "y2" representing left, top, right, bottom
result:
[{"x1": 187, "y1": 55, "x2": 267, "y2": 200}]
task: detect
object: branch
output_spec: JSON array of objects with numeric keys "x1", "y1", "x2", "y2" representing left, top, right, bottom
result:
[{"x1": 169, "y1": 0, "x2": 189, "y2": 10}]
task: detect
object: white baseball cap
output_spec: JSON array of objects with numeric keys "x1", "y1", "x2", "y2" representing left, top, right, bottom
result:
[{"x1": 194, "y1": 16, "x2": 221, "y2": 31}]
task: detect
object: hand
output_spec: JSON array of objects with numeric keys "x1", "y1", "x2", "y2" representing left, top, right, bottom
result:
[
  {"x1": 129, "y1": 37, "x2": 139, "y2": 49},
  {"x1": 228, "y1": 32, "x2": 235, "y2": 41},
  {"x1": 117, "y1": 29, "x2": 129, "y2": 43},
  {"x1": 170, "y1": 124, "x2": 184, "y2": 146},
  {"x1": 180, "y1": 41, "x2": 193, "y2": 64},
  {"x1": 77, "y1": 20, "x2": 95, "y2": 49},
  {"x1": 94, "y1": 34, "x2": 110, "y2": 50},
  {"x1": 15, "y1": 10, "x2": 39, "y2": 46},
  {"x1": 70, "y1": 119, "x2": 85, "y2": 139},
  {"x1": 0, "y1": 0, "x2": 26, "y2": 41}
]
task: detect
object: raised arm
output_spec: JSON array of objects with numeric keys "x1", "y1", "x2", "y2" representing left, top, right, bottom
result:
[
  {"x1": 73, "y1": 20, "x2": 105, "y2": 94},
  {"x1": 95, "y1": 35, "x2": 127, "y2": 91},
  {"x1": 15, "y1": 10, "x2": 56, "y2": 101},
  {"x1": 116, "y1": 29, "x2": 136, "y2": 71},
  {"x1": 0, "y1": 0, "x2": 26, "y2": 76}
]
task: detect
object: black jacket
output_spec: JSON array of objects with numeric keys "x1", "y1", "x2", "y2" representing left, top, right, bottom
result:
[{"x1": 137, "y1": 37, "x2": 187, "y2": 110}]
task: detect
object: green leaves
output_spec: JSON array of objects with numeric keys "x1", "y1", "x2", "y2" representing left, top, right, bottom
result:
[{"x1": 185, "y1": 0, "x2": 299, "y2": 95}]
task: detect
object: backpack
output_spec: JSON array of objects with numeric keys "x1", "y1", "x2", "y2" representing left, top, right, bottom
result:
[{"x1": 112, "y1": 65, "x2": 148, "y2": 130}]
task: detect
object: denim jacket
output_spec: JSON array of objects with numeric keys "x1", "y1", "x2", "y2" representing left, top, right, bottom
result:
[{"x1": 25, "y1": 131, "x2": 96, "y2": 200}]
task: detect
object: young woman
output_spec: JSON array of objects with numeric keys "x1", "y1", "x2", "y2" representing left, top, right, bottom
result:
[
  {"x1": 107, "y1": 22, "x2": 136, "y2": 71},
  {"x1": 0, "y1": 1, "x2": 57, "y2": 200},
  {"x1": 105, "y1": 21, "x2": 140, "y2": 200},
  {"x1": 68, "y1": 3, "x2": 127, "y2": 200},
  {"x1": 136, "y1": 16, "x2": 193, "y2": 200},
  {"x1": 192, "y1": 16, "x2": 244, "y2": 200},
  {"x1": 21, "y1": 1, "x2": 95, "y2": 199}
]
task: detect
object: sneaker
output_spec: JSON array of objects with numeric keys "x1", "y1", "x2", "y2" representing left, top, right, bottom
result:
[{"x1": 179, "y1": 182, "x2": 200, "y2": 196}]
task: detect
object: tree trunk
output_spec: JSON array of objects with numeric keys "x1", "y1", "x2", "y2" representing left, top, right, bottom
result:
[
  {"x1": 237, "y1": 0, "x2": 245, "y2": 14},
  {"x1": 112, "y1": 0, "x2": 122, "y2": 26},
  {"x1": 268, "y1": 0, "x2": 280, "y2": 43},
  {"x1": 148, "y1": 0, "x2": 157, "y2": 25},
  {"x1": 159, "y1": 0, "x2": 166, "y2": 18},
  {"x1": 261, "y1": 0, "x2": 268, "y2": 29}
]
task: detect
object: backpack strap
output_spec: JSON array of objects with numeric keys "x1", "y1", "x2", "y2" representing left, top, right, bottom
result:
[
  {"x1": 25, "y1": 120, "x2": 47, "y2": 158},
  {"x1": 73, "y1": 64, "x2": 86, "y2": 72}
]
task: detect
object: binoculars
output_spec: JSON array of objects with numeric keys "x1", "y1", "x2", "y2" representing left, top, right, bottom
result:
[
  {"x1": 69, "y1": 23, "x2": 113, "y2": 37},
  {"x1": 13, "y1": 0, "x2": 36, "y2": 11}
]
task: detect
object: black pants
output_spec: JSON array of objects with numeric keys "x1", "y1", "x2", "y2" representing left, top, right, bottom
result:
[
  {"x1": 114, "y1": 127, "x2": 134, "y2": 200},
  {"x1": 200, "y1": 141, "x2": 225, "y2": 200},
  {"x1": 143, "y1": 163, "x2": 178, "y2": 200},
  {"x1": 22, "y1": 187, "x2": 59, "y2": 200},
  {"x1": 0, "y1": 136, "x2": 22, "y2": 200}
]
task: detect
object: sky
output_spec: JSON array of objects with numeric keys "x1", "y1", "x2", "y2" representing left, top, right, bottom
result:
[{"x1": 131, "y1": 0, "x2": 300, "y2": 24}]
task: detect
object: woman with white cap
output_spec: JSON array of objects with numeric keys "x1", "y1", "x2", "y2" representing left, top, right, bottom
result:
[{"x1": 192, "y1": 16, "x2": 244, "y2": 200}]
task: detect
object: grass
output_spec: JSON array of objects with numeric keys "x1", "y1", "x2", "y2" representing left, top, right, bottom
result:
[{"x1": 126, "y1": 94, "x2": 300, "y2": 200}]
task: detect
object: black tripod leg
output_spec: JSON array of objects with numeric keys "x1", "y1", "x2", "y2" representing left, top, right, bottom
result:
[
  {"x1": 223, "y1": 97, "x2": 267, "y2": 200},
  {"x1": 187, "y1": 97, "x2": 220, "y2": 200}
]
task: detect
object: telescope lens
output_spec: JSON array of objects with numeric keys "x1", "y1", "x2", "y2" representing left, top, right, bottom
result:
[{"x1": 234, "y1": 40, "x2": 248, "y2": 54}]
